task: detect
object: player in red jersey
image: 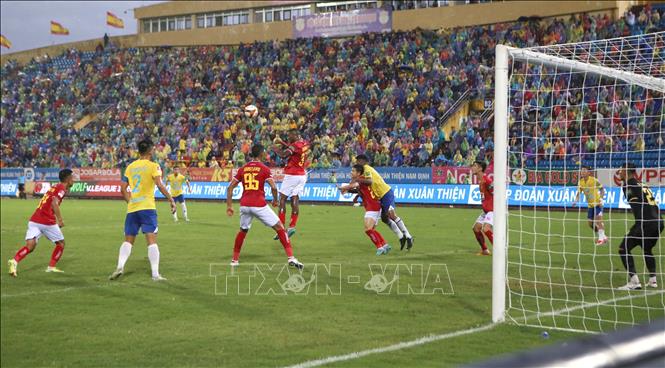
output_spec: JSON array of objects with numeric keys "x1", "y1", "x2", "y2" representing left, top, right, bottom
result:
[
  {"x1": 273, "y1": 128, "x2": 310, "y2": 238},
  {"x1": 471, "y1": 160, "x2": 494, "y2": 256},
  {"x1": 226, "y1": 144, "x2": 304, "y2": 269},
  {"x1": 8, "y1": 169, "x2": 75, "y2": 277},
  {"x1": 338, "y1": 164, "x2": 392, "y2": 255}
]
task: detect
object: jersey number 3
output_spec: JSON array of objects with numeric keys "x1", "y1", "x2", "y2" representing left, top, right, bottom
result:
[{"x1": 243, "y1": 173, "x2": 259, "y2": 191}]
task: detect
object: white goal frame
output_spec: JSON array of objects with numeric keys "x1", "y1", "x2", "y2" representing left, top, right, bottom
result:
[{"x1": 492, "y1": 34, "x2": 665, "y2": 324}]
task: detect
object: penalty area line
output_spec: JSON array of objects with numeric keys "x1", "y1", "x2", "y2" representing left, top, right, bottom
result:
[{"x1": 282, "y1": 323, "x2": 497, "y2": 368}]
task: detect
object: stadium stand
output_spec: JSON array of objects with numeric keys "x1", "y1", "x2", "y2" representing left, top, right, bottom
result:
[{"x1": 1, "y1": 4, "x2": 663, "y2": 170}]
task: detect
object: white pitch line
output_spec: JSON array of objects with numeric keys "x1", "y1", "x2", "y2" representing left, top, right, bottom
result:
[
  {"x1": 516, "y1": 289, "x2": 665, "y2": 323},
  {"x1": 284, "y1": 290, "x2": 665, "y2": 368},
  {"x1": 282, "y1": 323, "x2": 498, "y2": 368}
]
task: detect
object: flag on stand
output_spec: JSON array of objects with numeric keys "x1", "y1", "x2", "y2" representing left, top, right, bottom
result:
[
  {"x1": 50, "y1": 21, "x2": 70, "y2": 35},
  {"x1": 106, "y1": 12, "x2": 124, "y2": 28},
  {"x1": 0, "y1": 34, "x2": 11, "y2": 49}
]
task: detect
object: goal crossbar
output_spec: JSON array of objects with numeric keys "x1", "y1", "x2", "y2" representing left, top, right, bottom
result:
[{"x1": 507, "y1": 47, "x2": 665, "y2": 93}]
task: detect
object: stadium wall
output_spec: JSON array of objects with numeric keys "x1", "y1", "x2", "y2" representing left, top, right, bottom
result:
[
  {"x1": 132, "y1": 1, "x2": 620, "y2": 48},
  {"x1": 0, "y1": 1, "x2": 624, "y2": 63}
]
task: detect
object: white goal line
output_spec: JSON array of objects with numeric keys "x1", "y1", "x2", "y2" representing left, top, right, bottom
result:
[{"x1": 285, "y1": 291, "x2": 664, "y2": 367}]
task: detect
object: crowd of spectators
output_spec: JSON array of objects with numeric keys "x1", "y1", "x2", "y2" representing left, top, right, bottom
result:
[{"x1": 1, "y1": 4, "x2": 662, "y2": 170}]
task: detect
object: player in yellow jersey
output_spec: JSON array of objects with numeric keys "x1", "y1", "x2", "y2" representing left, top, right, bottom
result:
[
  {"x1": 354, "y1": 154, "x2": 414, "y2": 251},
  {"x1": 166, "y1": 166, "x2": 191, "y2": 222},
  {"x1": 109, "y1": 139, "x2": 176, "y2": 281},
  {"x1": 574, "y1": 166, "x2": 608, "y2": 245}
]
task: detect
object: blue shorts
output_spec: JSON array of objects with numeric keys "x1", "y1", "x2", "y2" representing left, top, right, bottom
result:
[
  {"x1": 173, "y1": 194, "x2": 185, "y2": 203},
  {"x1": 124, "y1": 209, "x2": 158, "y2": 236},
  {"x1": 587, "y1": 206, "x2": 603, "y2": 220},
  {"x1": 380, "y1": 189, "x2": 396, "y2": 214}
]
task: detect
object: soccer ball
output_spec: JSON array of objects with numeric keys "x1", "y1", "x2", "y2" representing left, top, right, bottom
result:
[{"x1": 244, "y1": 104, "x2": 258, "y2": 118}]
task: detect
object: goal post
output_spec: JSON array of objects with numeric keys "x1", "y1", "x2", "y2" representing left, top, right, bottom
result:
[
  {"x1": 492, "y1": 32, "x2": 665, "y2": 331},
  {"x1": 492, "y1": 44, "x2": 510, "y2": 323}
]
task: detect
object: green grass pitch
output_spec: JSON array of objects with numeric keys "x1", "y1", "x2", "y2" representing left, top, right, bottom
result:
[{"x1": 1, "y1": 198, "x2": 662, "y2": 367}]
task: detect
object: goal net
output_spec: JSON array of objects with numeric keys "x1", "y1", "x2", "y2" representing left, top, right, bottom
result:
[{"x1": 493, "y1": 32, "x2": 665, "y2": 333}]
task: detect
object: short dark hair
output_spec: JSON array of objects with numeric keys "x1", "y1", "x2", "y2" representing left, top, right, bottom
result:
[
  {"x1": 59, "y1": 169, "x2": 73, "y2": 182},
  {"x1": 623, "y1": 162, "x2": 637, "y2": 175},
  {"x1": 473, "y1": 160, "x2": 487, "y2": 172},
  {"x1": 355, "y1": 154, "x2": 369, "y2": 162},
  {"x1": 251, "y1": 144, "x2": 264, "y2": 158},
  {"x1": 138, "y1": 139, "x2": 154, "y2": 155},
  {"x1": 352, "y1": 164, "x2": 365, "y2": 175},
  {"x1": 581, "y1": 165, "x2": 591, "y2": 170},
  {"x1": 288, "y1": 128, "x2": 299, "y2": 135}
]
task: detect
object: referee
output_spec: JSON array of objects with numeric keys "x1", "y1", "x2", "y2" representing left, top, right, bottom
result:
[{"x1": 616, "y1": 163, "x2": 663, "y2": 290}]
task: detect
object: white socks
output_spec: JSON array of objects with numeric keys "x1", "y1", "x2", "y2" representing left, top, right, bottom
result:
[
  {"x1": 395, "y1": 217, "x2": 412, "y2": 239},
  {"x1": 182, "y1": 203, "x2": 188, "y2": 220},
  {"x1": 388, "y1": 220, "x2": 403, "y2": 239},
  {"x1": 117, "y1": 242, "x2": 132, "y2": 270},
  {"x1": 147, "y1": 244, "x2": 160, "y2": 278},
  {"x1": 598, "y1": 229, "x2": 606, "y2": 240}
]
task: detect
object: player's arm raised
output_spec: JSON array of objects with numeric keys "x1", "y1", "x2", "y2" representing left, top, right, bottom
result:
[
  {"x1": 226, "y1": 178, "x2": 240, "y2": 216},
  {"x1": 52, "y1": 199, "x2": 64, "y2": 228},
  {"x1": 155, "y1": 176, "x2": 176, "y2": 214},
  {"x1": 267, "y1": 178, "x2": 279, "y2": 207},
  {"x1": 272, "y1": 140, "x2": 292, "y2": 158}
]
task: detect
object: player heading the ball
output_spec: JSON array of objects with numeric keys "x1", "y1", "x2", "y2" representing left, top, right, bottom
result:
[
  {"x1": 272, "y1": 128, "x2": 310, "y2": 239},
  {"x1": 109, "y1": 139, "x2": 176, "y2": 282},
  {"x1": 226, "y1": 144, "x2": 304, "y2": 269},
  {"x1": 8, "y1": 169, "x2": 75, "y2": 277}
]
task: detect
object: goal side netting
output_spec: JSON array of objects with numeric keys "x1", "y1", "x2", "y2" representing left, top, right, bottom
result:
[{"x1": 493, "y1": 32, "x2": 665, "y2": 333}]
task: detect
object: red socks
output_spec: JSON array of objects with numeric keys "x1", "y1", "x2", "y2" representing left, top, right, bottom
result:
[
  {"x1": 49, "y1": 244, "x2": 64, "y2": 267},
  {"x1": 279, "y1": 211, "x2": 286, "y2": 226},
  {"x1": 484, "y1": 230, "x2": 494, "y2": 245},
  {"x1": 14, "y1": 246, "x2": 31, "y2": 263},
  {"x1": 474, "y1": 231, "x2": 487, "y2": 250},
  {"x1": 233, "y1": 231, "x2": 248, "y2": 261},
  {"x1": 289, "y1": 214, "x2": 299, "y2": 228},
  {"x1": 365, "y1": 229, "x2": 386, "y2": 248},
  {"x1": 276, "y1": 229, "x2": 294, "y2": 257}
]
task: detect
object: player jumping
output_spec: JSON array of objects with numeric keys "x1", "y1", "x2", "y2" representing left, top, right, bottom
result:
[
  {"x1": 354, "y1": 154, "x2": 414, "y2": 250},
  {"x1": 226, "y1": 144, "x2": 304, "y2": 269},
  {"x1": 109, "y1": 139, "x2": 176, "y2": 281},
  {"x1": 616, "y1": 163, "x2": 663, "y2": 290},
  {"x1": 8, "y1": 169, "x2": 74, "y2": 277},
  {"x1": 166, "y1": 166, "x2": 191, "y2": 222},
  {"x1": 273, "y1": 128, "x2": 310, "y2": 238},
  {"x1": 471, "y1": 160, "x2": 493, "y2": 256},
  {"x1": 574, "y1": 166, "x2": 608, "y2": 245},
  {"x1": 338, "y1": 164, "x2": 392, "y2": 255}
]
